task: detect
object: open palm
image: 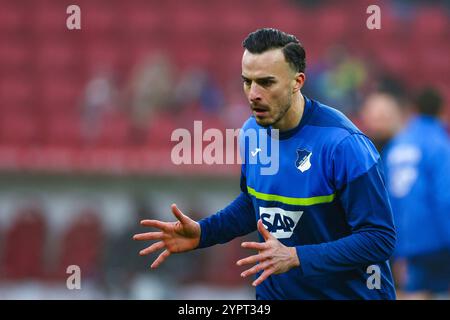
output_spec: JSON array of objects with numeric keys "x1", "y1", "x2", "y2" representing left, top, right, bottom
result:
[{"x1": 133, "y1": 204, "x2": 201, "y2": 268}]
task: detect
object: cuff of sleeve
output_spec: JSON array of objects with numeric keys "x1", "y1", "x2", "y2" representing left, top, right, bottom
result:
[
  {"x1": 197, "y1": 219, "x2": 209, "y2": 249},
  {"x1": 296, "y1": 244, "x2": 324, "y2": 277}
]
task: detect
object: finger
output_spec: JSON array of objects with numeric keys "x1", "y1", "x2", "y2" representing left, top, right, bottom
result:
[
  {"x1": 241, "y1": 259, "x2": 273, "y2": 278},
  {"x1": 140, "y1": 219, "x2": 170, "y2": 231},
  {"x1": 139, "y1": 241, "x2": 165, "y2": 256},
  {"x1": 257, "y1": 219, "x2": 272, "y2": 241},
  {"x1": 236, "y1": 253, "x2": 266, "y2": 266},
  {"x1": 252, "y1": 267, "x2": 275, "y2": 287},
  {"x1": 171, "y1": 204, "x2": 189, "y2": 224},
  {"x1": 133, "y1": 231, "x2": 164, "y2": 241},
  {"x1": 241, "y1": 241, "x2": 268, "y2": 251},
  {"x1": 151, "y1": 249, "x2": 171, "y2": 269}
]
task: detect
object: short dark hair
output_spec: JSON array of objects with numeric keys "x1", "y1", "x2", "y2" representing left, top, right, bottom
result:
[
  {"x1": 416, "y1": 87, "x2": 443, "y2": 116},
  {"x1": 242, "y1": 28, "x2": 306, "y2": 73},
  {"x1": 375, "y1": 75, "x2": 408, "y2": 109}
]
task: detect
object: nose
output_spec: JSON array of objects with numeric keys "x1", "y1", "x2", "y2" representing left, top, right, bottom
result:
[{"x1": 248, "y1": 83, "x2": 262, "y2": 103}]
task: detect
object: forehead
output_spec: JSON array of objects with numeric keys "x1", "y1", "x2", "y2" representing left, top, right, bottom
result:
[
  {"x1": 242, "y1": 48, "x2": 292, "y2": 78},
  {"x1": 364, "y1": 94, "x2": 399, "y2": 113}
]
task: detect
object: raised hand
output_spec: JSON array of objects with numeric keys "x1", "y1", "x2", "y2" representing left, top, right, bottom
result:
[
  {"x1": 133, "y1": 204, "x2": 201, "y2": 269},
  {"x1": 236, "y1": 219, "x2": 300, "y2": 286}
]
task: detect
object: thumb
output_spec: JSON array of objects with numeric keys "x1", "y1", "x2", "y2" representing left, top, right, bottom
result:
[
  {"x1": 171, "y1": 204, "x2": 189, "y2": 224},
  {"x1": 257, "y1": 219, "x2": 272, "y2": 241}
]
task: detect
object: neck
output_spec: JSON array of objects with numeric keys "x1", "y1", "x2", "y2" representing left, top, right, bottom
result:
[{"x1": 273, "y1": 93, "x2": 305, "y2": 131}]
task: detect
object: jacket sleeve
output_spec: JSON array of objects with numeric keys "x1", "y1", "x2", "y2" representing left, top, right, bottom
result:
[
  {"x1": 296, "y1": 134, "x2": 397, "y2": 276},
  {"x1": 197, "y1": 171, "x2": 256, "y2": 248}
]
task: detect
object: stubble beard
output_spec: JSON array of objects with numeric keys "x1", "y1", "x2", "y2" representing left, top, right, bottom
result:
[{"x1": 259, "y1": 95, "x2": 292, "y2": 129}]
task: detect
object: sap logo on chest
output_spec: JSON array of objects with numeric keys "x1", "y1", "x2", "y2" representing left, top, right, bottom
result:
[{"x1": 259, "y1": 207, "x2": 303, "y2": 239}]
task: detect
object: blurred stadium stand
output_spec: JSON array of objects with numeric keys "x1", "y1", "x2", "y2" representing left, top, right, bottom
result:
[
  {"x1": 0, "y1": 0, "x2": 448, "y2": 299},
  {"x1": 0, "y1": 0, "x2": 448, "y2": 175}
]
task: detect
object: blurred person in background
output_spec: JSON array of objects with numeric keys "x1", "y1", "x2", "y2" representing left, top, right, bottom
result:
[
  {"x1": 359, "y1": 77, "x2": 410, "y2": 153},
  {"x1": 359, "y1": 79, "x2": 409, "y2": 294},
  {"x1": 383, "y1": 88, "x2": 450, "y2": 299},
  {"x1": 305, "y1": 46, "x2": 368, "y2": 117},
  {"x1": 133, "y1": 28, "x2": 397, "y2": 300},
  {"x1": 81, "y1": 67, "x2": 120, "y2": 144},
  {"x1": 173, "y1": 68, "x2": 208, "y2": 113},
  {"x1": 125, "y1": 53, "x2": 175, "y2": 142},
  {"x1": 173, "y1": 68, "x2": 225, "y2": 115}
]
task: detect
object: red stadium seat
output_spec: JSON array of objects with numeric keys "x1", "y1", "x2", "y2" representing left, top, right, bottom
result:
[
  {"x1": 146, "y1": 113, "x2": 180, "y2": 147},
  {"x1": 0, "y1": 111, "x2": 41, "y2": 146},
  {"x1": 169, "y1": 7, "x2": 211, "y2": 35},
  {"x1": 83, "y1": 40, "x2": 126, "y2": 74},
  {"x1": 1, "y1": 206, "x2": 47, "y2": 280},
  {"x1": 0, "y1": 39, "x2": 32, "y2": 72},
  {"x1": 376, "y1": 45, "x2": 412, "y2": 79},
  {"x1": 123, "y1": 1, "x2": 168, "y2": 38},
  {"x1": 35, "y1": 39, "x2": 81, "y2": 74},
  {"x1": 411, "y1": 6, "x2": 449, "y2": 42},
  {"x1": 82, "y1": 1, "x2": 118, "y2": 35},
  {"x1": 170, "y1": 42, "x2": 215, "y2": 71},
  {"x1": 0, "y1": 73, "x2": 35, "y2": 111},
  {"x1": 43, "y1": 112, "x2": 83, "y2": 147},
  {"x1": 94, "y1": 112, "x2": 132, "y2": 147},
  {"x1": 311, "y1": 7, "x2": 351, "y2": 43},
  {"x1": 267, "y1": 7, "x2": 312, "y2": 36},
  {"x1": 52, "y1": 209, "x2": 104, "y2": 280},
  {"x1": 0, "y1": 1, "x2": 29, "y2": 35},
  {"x1": 39, "y1": 74, "x2": 83, "y2": 113},
  {"x1": 219, "y1": 7, "x2": 267, "y2": 36},
  {"x1": 417, "y1": 45, "x2": 450, "y2": 77},
  {"x1": 31, "y1": 0, "x2": 68, "y2": 37}
]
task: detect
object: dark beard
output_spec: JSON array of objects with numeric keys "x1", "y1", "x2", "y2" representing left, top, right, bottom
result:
[{"x1": 269, "y1": 99, "x2": 292, "y2": 128}]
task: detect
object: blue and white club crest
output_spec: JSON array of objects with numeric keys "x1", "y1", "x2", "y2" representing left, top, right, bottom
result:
[{"x1": 295, "y1": 149, "x2": 312, "y2": 172}]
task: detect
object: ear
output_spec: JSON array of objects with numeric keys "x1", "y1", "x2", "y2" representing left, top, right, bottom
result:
[{"x1": 293, "y1": 72, "x2": 306, "y2": 93}]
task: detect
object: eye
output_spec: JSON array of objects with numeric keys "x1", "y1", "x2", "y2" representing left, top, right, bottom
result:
[
  {"x1": 242, "y1": 78, "x2": 251, "y2": 86},
  {"x1": 258, "y1": 79, "x2": 274, "y2": 87}
]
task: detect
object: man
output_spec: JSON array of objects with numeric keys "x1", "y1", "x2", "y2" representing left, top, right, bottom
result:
[
  {"x1": 359, "y1": 80, "x2": 409, "y2": 153},
  {"x1": 359, "y1": 83, "x2": 410, "y2": 294},
  {"x1": 134, "y1": 28, "x2": 397, "y2": 299},
  {"x1": 383, "y1": 88, "x2": 450, "y2": 299}
]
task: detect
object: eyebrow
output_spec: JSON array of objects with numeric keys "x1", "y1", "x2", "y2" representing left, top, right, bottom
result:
[{"x1": 241, "y1": 75, "x2": 276, "y2": 81}]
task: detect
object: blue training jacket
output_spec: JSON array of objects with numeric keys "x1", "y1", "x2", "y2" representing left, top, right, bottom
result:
[
  {"x1": 383, "y1": 115, "x2": 450, "y2": 259},
  {"x1": 198, "y1": 96, "x2": 397, "y2": 299}
]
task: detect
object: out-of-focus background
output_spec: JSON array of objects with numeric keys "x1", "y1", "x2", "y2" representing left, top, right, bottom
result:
[{"x1": 0, "y1": 0, "x2": 449, "y2": 299}]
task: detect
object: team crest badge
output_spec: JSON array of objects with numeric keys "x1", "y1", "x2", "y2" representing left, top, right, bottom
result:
[{"x1": 295, "y1": 149, "x2": 312, "y2": 173}]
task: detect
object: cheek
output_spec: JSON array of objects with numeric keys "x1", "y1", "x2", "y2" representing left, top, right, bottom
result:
[
  {"x1": 271, "y1": 87, "x2": 291, "y2": 105},
  {"x1": 267, "y1": 86, "x2": 284, "y2": 102}
]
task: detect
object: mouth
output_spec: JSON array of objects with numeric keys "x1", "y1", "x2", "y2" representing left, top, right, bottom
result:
[{"x1": 251, "y1": 106, "x2": 270, "y2": 118}]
